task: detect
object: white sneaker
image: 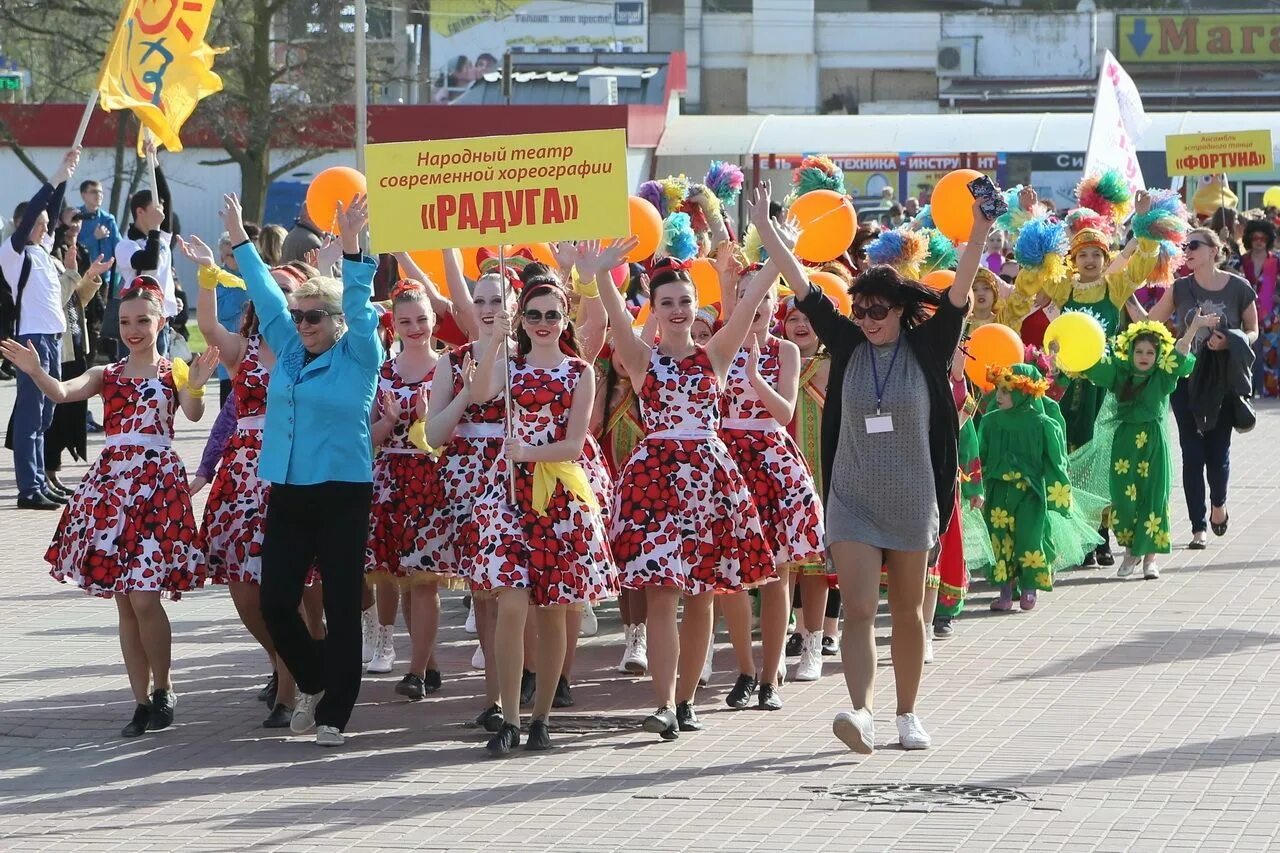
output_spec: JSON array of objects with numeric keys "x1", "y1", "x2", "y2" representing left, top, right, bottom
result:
[
  {"x1": 579, "y1": 603, "x2": 598, "y2": 637},
  {"x1": 366, "y1": 625, "x2": 396, "y2": 674},
  {"x1": 1117, "y1": 551, "x2": 1140, "y2": 579},
  {"x1": 619, "y1": 624, "x2": 648, "y2": 674},
  {"x1": 1143, "y1": 558, "x2": 1160, "y2": 580},
  {"x1": 315, "y1": 725, "x2": 344, "y2": 747},
  {"x1": 896, "y1": 712, "x2": 932, "y2": 750},
  {"x1": 924, "y1": 637, "x2": 935, "y2": 664},
  {"x1": 617, "y1": 625, "x2": 637, "y2": 673},
  {"x1": 793, "y1": 633, "x2": 823, "y2": 682},
  {"x1": 360, "y1": 606, "x2": 377, "y2": 663},
  {"x1": 291, "y1": 690, "x2": 324, "y2": 734},
  {"x1": 833, "y1": 709, "x2": 875, "y2": 754},
  {"x1": 699, "y1": 639, "x2": 714, "y2": 687},
  {"x1": 471, "y1": 643, "x2": 485, "y2": 670},
  {"x1": 464, "y1": 602, "x2": 477, "y2": 635}
]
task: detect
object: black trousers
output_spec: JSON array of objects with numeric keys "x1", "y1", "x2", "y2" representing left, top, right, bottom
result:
[{"x1": 260, "y1": 480, "x2": 373, "y2": 731}]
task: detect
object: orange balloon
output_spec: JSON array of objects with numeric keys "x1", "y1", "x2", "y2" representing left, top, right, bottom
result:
[
  {"x1": 931, "y1": 169, "x2": 983, "y2": 243},
  {"x1": 616, "y1": 196, "x2": 663, "y2": 262},
  {"x1": 922, "y1": 270, "x2": 956, "y2": 291},
  {"x1": 690, "y1": 258, "x2": 720, "y2": 306},
  {"x1": 808, "y1": 271, "x2": 851, "y2": 315},
  {"x1": 789, "y1": 190, "x2": 857, "y2": 263},
  {"x1": 633, "y1": 302, "x2": 651, "y2": 328},
  {"x1": 521, "y1": 242, "x2": 557, "y2": 268},
  {"x1": 306, "y1": 167, "x2": 366, "y2": 234},
  {"x1": 964, "y1": 322, "x2": 1023, "y2": 391},
  {"x1": 403, "y1": 249, "x2": 461, "y2": 297}
]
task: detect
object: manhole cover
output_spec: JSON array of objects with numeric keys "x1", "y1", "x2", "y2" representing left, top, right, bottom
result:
[{"x1": 804, "y1": 783, "x2": 1031, "y2": 810}]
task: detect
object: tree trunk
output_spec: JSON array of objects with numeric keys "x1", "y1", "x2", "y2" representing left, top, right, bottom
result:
[
  {"x1": 240, "y1": 148, "x2": 270, "y2": 223},
  {"x1": 110, "y1": 114, "x2": 128, "y2": 221}
]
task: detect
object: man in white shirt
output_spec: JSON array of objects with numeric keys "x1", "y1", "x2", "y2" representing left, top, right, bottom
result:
[
  {"x1": 1, "y1": 147, "x2": 79, "y2": 510},
  {"x1": 115, "y1": 147, "x2": 177, "y2": 355}
]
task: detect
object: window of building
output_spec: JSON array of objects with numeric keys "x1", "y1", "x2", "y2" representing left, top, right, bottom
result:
[{"x1": 703, "y1": 0, "x2": 753, "y2": 12}]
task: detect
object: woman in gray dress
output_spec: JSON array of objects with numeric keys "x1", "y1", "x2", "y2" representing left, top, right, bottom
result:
[{"x1": 755, "y1": 198, "x2": 995, "y2": 754}]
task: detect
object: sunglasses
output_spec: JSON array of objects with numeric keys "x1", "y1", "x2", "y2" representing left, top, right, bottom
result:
[
  {"x1": 289, "y1": 308, "x2": 342, "y2": 325},
  {"x1": 851, "y1": 304, "x2": 892, "y2": 321},
  {"x1": 521, "y1": 309, "x2": 564, "y2": 325},
  {"x1": 1185, "y1": 239, "x2": 1209, "y2": 252}
]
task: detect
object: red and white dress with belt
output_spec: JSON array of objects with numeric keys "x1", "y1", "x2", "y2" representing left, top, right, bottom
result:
[
  {"x1": 720, "y1": 338, "x2": 826, "y2": 571},
  {"x1": 47, "y1": 359, "x2": 205, "y2": 599},
  {"x1": 200, "y1": 335, "x2": 270, "y2": 585},
  {"x1": 611, "y1": 347, "x2": 774, "y2": 594}
]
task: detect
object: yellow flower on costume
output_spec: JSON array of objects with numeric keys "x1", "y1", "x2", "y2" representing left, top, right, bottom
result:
[
  {"x1": 1001, "y1": 471, "x2": 1023, "y2": 482},
  {"x1": 1115, "y1": 528, "x2": 1134, "y2": 546},
  {"x1": 989, "y1": 508, "x2": 1013, "y2": 530},
  {"x1": 1114, "y1": 458, "x2": 1130, "y2": 475},
  {"x1": 1125, "y1": 484, "x2": 1138, "y2": 501},
  {"x1": 1033, "y1": 570, "x2": 1052, "y2": 588},
  {"x1": 993, "y1": 559, "x2": 1009, "y2": 582},
  {"x1": 1137, "y1": 461, "x2": 1150, "y2": 478},
  {"x1": 1020, "y1": 550, "x2": 1048, "y2": 570},
  {"x1": 1144, "y1": 513, "x2": 1163, "y2": 538},
  {"x1": 1154, "y1": 530, "x2": 1171, "y2": 549},
  {"x1": 1158, "y1": 350, "x2": 1178, "y2": 373},
  {"x1": 1135, "y1": 431, "x2": 1148, "y2": 449},
  {"x1": 531, "y1": 461, "x2": 600, "y2": 516},
  {"x1": 1002, "y1": 535, "x2": 1016, "y2": 559},
  {"x1": 1048, "y1": 481, "x2": 1072, "y2": 509}
]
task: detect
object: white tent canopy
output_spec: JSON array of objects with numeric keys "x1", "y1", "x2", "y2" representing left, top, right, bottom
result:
[{"x1": 656, "y1": 112, "x2": 1280, "y2": 157}]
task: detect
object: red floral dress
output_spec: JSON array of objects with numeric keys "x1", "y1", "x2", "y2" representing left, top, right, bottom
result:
[
  {"x1": 429, "y1": 343, "x2": 506, "y2": 577},
  {"x1": 200, "y1": 336, "x2": 271, "y2": 585},
  {"x1": 47, "y1": 359, "x2": 204, "y2": 599},
  {"x1": 611, "y1": 347, "x2": 774, "y2": 594},
  {"x1": 721, "y1": 338, "x2": 826, "y2": 572},
  {"x1": 464, "y1": 356, "x2": 618, "y2": 606},
  {"x1": 365, "y1": 357, "x2": 452, "y2": 585}
]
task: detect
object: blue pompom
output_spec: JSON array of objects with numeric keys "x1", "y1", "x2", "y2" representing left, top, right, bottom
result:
[
  {"x1": 866, "y1": 229, "x2": 908, "y2": 267},
  {"x1": 663, "y1": 212, "x2": 699, "y2": 261},
  {"x1": 1014, "y1": 218, "x2": 1068, "y2": 270}
]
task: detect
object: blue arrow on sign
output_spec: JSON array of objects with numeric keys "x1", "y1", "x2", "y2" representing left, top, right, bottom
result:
[{"x1": 1128, "y1": 18, "x2": 1153, "y2": 56}]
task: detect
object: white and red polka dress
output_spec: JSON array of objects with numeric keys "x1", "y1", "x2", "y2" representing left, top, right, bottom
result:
[
  {"x1": 47, "y1": 359, "x2": 205, "y2": 599},
  {"x1": 463, "y1": 356, "x2": 618, "y2": 606},
  {"x1": 721, "y1": 337, "x2": 826, "y2": 571},
  {"x1": 200, "y1": 335, "x2": 271, "y2": 585},
  {"x1": 365, "y1": 357, "x2": 452, "y2": 585},
  {"x1": 611, "y1": 347, "x2": 774, "y2": 594}
]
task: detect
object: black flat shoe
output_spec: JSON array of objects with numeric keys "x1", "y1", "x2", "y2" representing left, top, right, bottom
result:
[
  {"x1": 785, "y1": 632, "x2": 804, "y2": 657},
  {"x1": 525, "y1": 718, "x2": 552, "y2": 751},
  {"x1": 519, "y1": 669, "x2": 536, "y2": 707},
  {"x1": 475, "y1": 704, "x2": 504, "y2": 733},
  {"x1": 642, "y1": 706, "x2": 679, "y2": 741},
  {"x1": 422, "y1": 669, "x2": 442, "y2": 695},
  {"x1": 121, "y1": 703, "x2": 151, "y2": 738},
  {"x1": 821, "y1": 636, "x2": 838, "y2": 656},
  {"x1": 147, "y1": 689, "x2": 176, "y2": 731},
  {"x1": 395, "y1": 673, "x2": 426, "y2": 701},
  {"x1": 552, "y1": 675, "x2": 574, "y2": 709},
  {"x1": 41, "y1": 490, "x2": 68, "y2": 505},
  {"x1": 725, "y1": 673, "x2": 757, "y2": 710},
  {"x1": 757, "y1": 682, "x2": 783, "y2": 711},
  {"x1": 1188, "y1": 537, "x2": 1208, "y2": 550},
  {"x1": 47, "y1": 480, "x2": 74, "y2": 497},
  {"x1": 676, "y1": 701, "x2": 703, "y2": 731},
  {"x1": 1094, "y1": 542, "x2": 1115, "y2": 567},
  {"x1": 485, "y1": 722, "x2": 520, "y2": 756},
  {"x1": 262, "y1": 704, "x2": 293, "y2": 728},
  {"x1": 1211, "y1": 513, "x2": 1229, "y2": 537},
  {"x1": 17, "y1": 493, "x2": 60, "y2": 510},
  {"x1": 257, "y1": 671, "x2": 278, "y2": 704}
]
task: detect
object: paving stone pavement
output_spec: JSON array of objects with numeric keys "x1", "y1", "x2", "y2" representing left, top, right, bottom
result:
[{"x1": 1, "y1": 377, "x2": 1279, "y2": 853}]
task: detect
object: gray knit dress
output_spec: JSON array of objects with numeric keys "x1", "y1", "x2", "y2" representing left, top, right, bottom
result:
[{"x1": 825, "y1": 339, "x2": 939, "y2": 552}]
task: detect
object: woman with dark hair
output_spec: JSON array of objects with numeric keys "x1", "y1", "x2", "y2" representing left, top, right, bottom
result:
[
  {"x1": 769, "y1": 196, "x2": 994, "y2": 754},
  {"x1": 1211, "y1": 206, "x2": 1244, "y2": 267},
  {"x1": 1237, "y1": 218, "x2": 1279, "y2": 396},
  {"x1": 1147, "y1": 227, "x2": 1259, "y2": 548}
]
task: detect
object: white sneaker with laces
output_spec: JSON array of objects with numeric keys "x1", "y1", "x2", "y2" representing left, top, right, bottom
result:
[
  {"x1": 471, "y1": 643, "x2": 485, "y2": 670},
  {"x1": 360, "y1": 606, "x2": 377, "y2": 663},
  {"x1": 464, "y1": 603, "x2": 477, "y2": 635},
  {"x1": 896, "y1": 712, "x2": 932, "y2": 750},
  {"x1": 579, "y1": 603, "x2": 598, "y2": 637},
  {"x1": 793, "y1": 632, "x2": 823, "y2": 682},
  {"x1": 1143, "y1": 557, "x2": 1160, "y2": 580},
  {"x1": 833, "y1": 708, "x2": 875, "y2": 754},
  {"x1": 366, "y1": 625, "x2": 396, "y2": 674},
  {"x1": 617, "y1": 627, "x2": 636, "y2": 673},
  {"x1": 1117, "y1": 550, "x2": 1140, "y2": 579},
  {"x1": 699, "y1": 639, "x2": 714, "y2": 686},
  {"x1": 291, "y1": 690, "x2": 324, "y2": 734},
  {"x1": 629, "y1": 623, "x2": 648, "y2": 673},
  {"x1": 924, "y1": 637, "x2": 935, "y2": 664},
  {"x1": 315, "y1": 725, "x2": 344, "y2": 747}
]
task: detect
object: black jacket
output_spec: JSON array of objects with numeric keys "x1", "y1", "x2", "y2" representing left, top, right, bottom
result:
[
  {"x1": 1188, "y1": 328, "x2": 1254, "y2": 431},
  {"x1": 796, "y1": 287, "x2": 965, "y2": 534}
]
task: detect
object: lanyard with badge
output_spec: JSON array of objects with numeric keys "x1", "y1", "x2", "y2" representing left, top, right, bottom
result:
[{"x1": 866, "y1": 336, "x2": 901, "y2": 434}]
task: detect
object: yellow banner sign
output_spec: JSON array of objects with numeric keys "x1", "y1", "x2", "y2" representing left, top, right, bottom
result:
[
  {"x1": 1118, "y1": 14, "x2": 1280, "y2": 64},
  {"x1": 365, "y1": 129, "x2": 630, "y2": 253},
  {"x1": 1166, "y1": 130, "x2": 1274, "y2": 176}
]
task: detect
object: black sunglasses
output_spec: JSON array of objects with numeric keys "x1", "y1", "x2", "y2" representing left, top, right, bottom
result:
[
  {"x1": 851, "y1": 304, "x2": 892, "y2": 321},
  {"x1": 522, "y1": 309, "x2": 564, "y2": 325},
  {"x1": 289, "y1": 308, "x2": 342, "y2": 325},
  {"x1": 1185, "y1": 239, "x2": 1208, "y2": 252}
]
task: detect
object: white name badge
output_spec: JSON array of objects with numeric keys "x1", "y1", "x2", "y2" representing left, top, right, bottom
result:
[{"x1": 865, "y1": 413, "x2": 895, "y2": 434}]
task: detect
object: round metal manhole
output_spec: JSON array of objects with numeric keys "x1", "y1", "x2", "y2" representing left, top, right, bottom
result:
[{"x1": 805, "y1": 783, "x2": 1031, "y2": 809}]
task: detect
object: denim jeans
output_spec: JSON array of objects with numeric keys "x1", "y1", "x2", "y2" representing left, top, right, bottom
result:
[{"x1": 12, "y1": 333, "x2": 60, "y2": 498}]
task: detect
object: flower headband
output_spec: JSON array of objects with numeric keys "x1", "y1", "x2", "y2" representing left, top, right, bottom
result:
[{"x1": 986, "y1": 364, "x2": 1050, "y2": 398}]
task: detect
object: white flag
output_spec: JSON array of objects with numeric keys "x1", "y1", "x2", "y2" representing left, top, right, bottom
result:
[{"x1": 1083, "y1": 51, "x2": 1148, "y2": 190}]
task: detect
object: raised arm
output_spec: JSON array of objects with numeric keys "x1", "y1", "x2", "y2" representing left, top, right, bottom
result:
[
  {"x1": 181, "y1": 235, "x2": 247, "y2": 371},
  {"x1": 0, "y1": 340, "x2": 103, "y2": 403},
  {"x1": 951, "y1": 199, "x2": 995, "y2": 309},
  {"x1": 335, "y1": 194, "x2": 383, "y2": 369},
  {"x1": 9, "y1": 148, "x2": 76, "y2": 250},
  {"x1": 223, "y1": 194, "x2": 294, "y2": 357},
  {"x1": 706, "y1": 255, "x2": 776, "y2": 378},
  {"x1": 440, "y1": 248, "x2": 479, "y2": 341},
  {"x1": 577, "y1": 237, "x2": 649, "y2": 383}
]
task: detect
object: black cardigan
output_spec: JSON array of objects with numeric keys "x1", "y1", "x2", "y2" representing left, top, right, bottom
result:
[{"x1": 796, "y1": 287, "x2": 965, "y2": 534}]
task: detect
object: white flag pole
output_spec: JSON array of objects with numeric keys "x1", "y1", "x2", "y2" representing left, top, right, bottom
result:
[{"x1": 354, "y1": 0, "x2": 370, "y2": 253}]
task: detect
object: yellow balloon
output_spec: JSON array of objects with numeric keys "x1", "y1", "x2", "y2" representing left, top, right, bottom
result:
[
  {"x1": 1264, "y1": 186, "x2": 1280, "y2": 209},
  {"x1": 1044, "y1": 312, "x2": 1106, "y2": 373}
]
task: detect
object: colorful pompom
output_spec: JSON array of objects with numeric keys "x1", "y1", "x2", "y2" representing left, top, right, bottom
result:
[
  {"x1": 1076, "y1": 169, "x2": 1134, "y2": 226},
  {"x1": 637, "y1": 180, "x2": 664, "y2": 217},
  {"x1": 1132, "y1": 189, "x2": 1190, "y2": 243},
  {"x1": 1013, "y1": 217, "x2": 1070, "y2": 297},
  {"x1": 921, "y1": 228, "x2": 957, "y2": 275},
  {"x1": 866, "y1": 228, "x2": 928, "y2": 280},
  {"x1": 742, "y1": 224, "x2": 766, "y2": 265},
  {"x1": 791, "y1": 155, "x2": 846, "y2": 197},
  {"x1": 1065, "y1": 207, "x2": 1114, "y2": 238},
  {"x1": 705, "y1": 161, "x2": 745, "y2": 207},
  {"x1": 661, "y1": 212, "x2": 698, "y2": 261},
  {"x1": 660, "y1": 176, "x2": 690, "y2": 219}
]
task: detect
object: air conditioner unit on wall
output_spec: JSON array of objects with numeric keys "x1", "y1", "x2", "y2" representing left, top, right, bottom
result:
[{"x1": 937, "y1": 38, "x2": 976, "y2": 78}]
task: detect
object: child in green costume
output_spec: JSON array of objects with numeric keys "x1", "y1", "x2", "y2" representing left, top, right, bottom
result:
[{"x1": 1073, "y1": 314, "x2": 1213, "y2": 579}]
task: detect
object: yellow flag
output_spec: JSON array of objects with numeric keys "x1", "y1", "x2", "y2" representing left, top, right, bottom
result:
[{"x1": 97, "y1": 0, "x2": 226, "y2": 152}]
